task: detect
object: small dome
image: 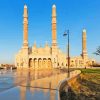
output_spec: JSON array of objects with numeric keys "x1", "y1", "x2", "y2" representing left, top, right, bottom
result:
[
  {"x1": 83, "y1": 29, "x2": 86, "y2": 33},
  {"x1": 24, "y1": 5, "x2": 27, "y2": 8},
  {"x1": 52, "y1": 4, "x2": 56, "y2": 8}
]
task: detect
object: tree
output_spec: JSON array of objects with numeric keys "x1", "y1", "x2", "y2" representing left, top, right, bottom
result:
[{"x1": 94, "y1": 46, "x2": 100, "y2": 56}]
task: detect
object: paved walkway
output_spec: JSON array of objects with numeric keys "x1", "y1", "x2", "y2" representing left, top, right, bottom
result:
[{"x1": 0, "y1": 69, "x2": 80, "y2": 100}]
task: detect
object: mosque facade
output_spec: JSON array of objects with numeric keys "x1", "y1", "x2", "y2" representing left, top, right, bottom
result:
[{"x1": 15, "y1": 4, "x2": 95, "y2": 69}]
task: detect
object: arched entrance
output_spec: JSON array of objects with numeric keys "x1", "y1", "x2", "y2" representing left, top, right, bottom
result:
[
  {"x1": 34, "y1": 58, "x2": 38, "y2": 69},
  {"x1": 43, "y1": 58, "x2": 47, "y2": 68},
  {"x1": 48, "y1": 58, "x2": 52, "y2": 68},
  {"x1": 38, "y1": 58, "x2": 42, "y2": 68},
  {"x1": 29, "y1": 58, "x2": 32, "y2": 68}
]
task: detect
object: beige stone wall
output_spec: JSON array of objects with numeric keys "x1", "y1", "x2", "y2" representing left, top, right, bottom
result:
[{"x1": 32, "y1": 46, "x2": 51, "y2": 56}]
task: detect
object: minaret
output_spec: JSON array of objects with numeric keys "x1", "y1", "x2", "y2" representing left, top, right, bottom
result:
[
  {"x1": 23, "y1": 5, "x2": 28, "y2": 48},
  {"x1": 52, "y1": 4, "x2": 57, "y2": 46},
  {"x1": 51, "y1": 4, "x2": 58, "y2": 68},
  {"x1": 22, "y1": 5, "x2": 29, "y2": 68},
  {"x1": 82, "y1": 29, "x2": 88, "y2": 59}
]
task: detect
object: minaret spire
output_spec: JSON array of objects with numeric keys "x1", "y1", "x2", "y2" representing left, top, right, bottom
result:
[
  {"x1": 23, "y1": 4, "x2": 28, "y2": 47},
  {"x1": 52, "y1": 4, "x2": 57, "y2": 46},
  {"x1": 51, "y1": 4, "x2": 58, "y2": 68},
  {"x1": 82, "y1": 29, "x2": 88, "y2": 58}
]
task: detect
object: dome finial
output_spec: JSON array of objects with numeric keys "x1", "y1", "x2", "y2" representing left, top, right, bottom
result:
[
  {"x1": 83, "y1": 28, "x2": 86, "y2": 33},
  {"x1": 45, "y1": 41, "x2": 49, "y2": 47},
  {"x1": 24, "y1": 4, "x2": 27, "y2": 8},
  {"x1": 33, "y1": 41, "x2": 36, "y2": 47},
  {"x1": 52, "y1": 4, "x2": 56, "y2": 8}
]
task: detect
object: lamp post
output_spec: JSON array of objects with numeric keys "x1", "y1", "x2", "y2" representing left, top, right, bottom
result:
[{"x1": 63, "y1": 30, "x2": 70, "y2": 78}]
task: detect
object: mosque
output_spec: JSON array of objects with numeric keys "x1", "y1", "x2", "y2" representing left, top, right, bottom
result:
[{"x1": 15, "y1": 4, "x2": 95, "y2": 69}]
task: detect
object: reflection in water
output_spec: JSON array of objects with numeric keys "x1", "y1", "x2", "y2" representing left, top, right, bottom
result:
[
  {"x1": 18, "y1": 70, "x2": 59, "y2": 100},
  {"x1": 0, "y1": 69, "x2": 66, "y2": 100},
  {"x1": 17, "y1": 69, "x2": 63, "y2": 100}
]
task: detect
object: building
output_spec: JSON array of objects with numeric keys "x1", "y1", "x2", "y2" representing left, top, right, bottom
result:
[{"x1": 15, "y1": 4, "x2": 95, "y2": 69}]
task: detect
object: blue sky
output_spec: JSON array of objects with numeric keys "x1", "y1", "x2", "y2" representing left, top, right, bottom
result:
[{"x1": 0, "y1": 0, "x2": 100, "y2": 64}]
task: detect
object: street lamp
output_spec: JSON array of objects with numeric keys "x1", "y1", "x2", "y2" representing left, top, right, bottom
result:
[{"x1": 63, "y1": 30, "x2": 70, "y2": 78}]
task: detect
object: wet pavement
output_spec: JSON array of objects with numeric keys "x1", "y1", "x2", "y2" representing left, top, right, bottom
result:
[{"x1": 0, "y1": 69, "x2": 66, "y2": 100}]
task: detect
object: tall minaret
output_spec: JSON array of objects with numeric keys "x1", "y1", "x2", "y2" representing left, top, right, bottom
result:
[
  {"x1": 82, "y1": 29, "x2": 88, "y2": 59},
  {"x1": 51, "y1": 4, "x2": 58, "y2": 68},
  {"x1": 23, "y1": 5, "x2": 28, "y2": 48},
  {"x1": 22, "y1": 5, "x2": 29, "y2": 68},
  {"x1": 52, "y1": 4, "x2": 57, "y2": 46}
]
